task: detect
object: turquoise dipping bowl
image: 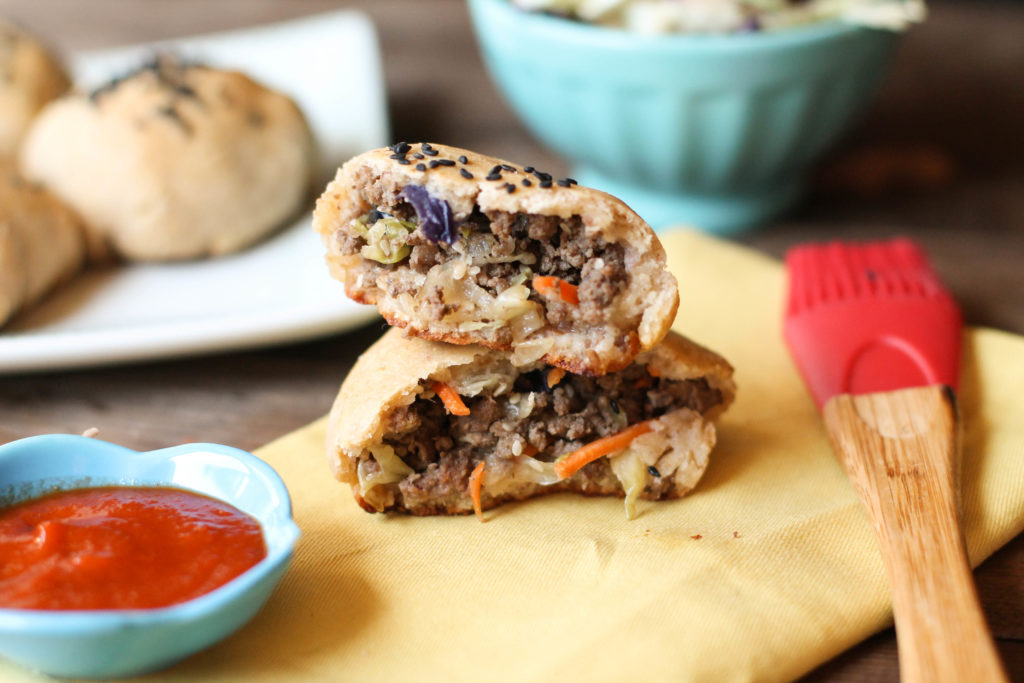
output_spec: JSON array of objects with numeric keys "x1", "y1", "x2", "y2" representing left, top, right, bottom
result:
[
  {"x1": 467, "y1": 0, "x2": 900, "y2": 232},
  {"x1": 0, "y1": 435, "x2": 300, "y2": 679}
]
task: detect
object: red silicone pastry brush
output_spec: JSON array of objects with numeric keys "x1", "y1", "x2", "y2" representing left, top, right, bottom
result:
[{"x1": 783, "y1": 238, "x2": 1006, "y2": 683}]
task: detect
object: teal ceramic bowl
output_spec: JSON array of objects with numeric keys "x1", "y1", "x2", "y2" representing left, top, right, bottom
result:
[
  {"x1": 0, "y1": 435, "x2": 300, "y2": 679},
  {"x1": 468, "y1": 0, "x2": 900, "y2": 232}
]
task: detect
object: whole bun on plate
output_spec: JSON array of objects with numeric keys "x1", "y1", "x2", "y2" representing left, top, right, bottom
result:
[
  {"x1": 0, "y1": 161, "x2": 84, "y2": 327},
  {"x1": 0, "y1": 21, "x2": 70, "y2": 156},
  {"x1": 20, "y1": 55, "x2": 314, "y2": 261}
]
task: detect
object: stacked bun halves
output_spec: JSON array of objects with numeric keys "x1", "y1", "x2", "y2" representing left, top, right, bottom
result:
[{"x1": 314, "y1": 142, "x2": 734, "y2": 519}]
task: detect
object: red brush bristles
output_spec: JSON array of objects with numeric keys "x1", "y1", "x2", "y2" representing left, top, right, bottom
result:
[{"x1": 783, "y1": 239, "x2": 962, "y2": 409}]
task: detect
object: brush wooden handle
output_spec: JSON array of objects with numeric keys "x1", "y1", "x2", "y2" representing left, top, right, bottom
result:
[{"x1": 823, "y1": 385, "x2": 1006, "y2": 683}]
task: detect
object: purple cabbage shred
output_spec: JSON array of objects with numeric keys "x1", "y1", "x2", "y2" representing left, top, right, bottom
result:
[{"x1": 400, "y1": 184, "x2": 458, "y2": 245}]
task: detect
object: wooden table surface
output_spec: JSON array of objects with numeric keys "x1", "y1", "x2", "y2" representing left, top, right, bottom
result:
[{"x1": 1, "y1": 0, "x2": 1021, "y2": 680}]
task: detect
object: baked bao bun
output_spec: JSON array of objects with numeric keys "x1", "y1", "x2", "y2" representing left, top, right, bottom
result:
[
  {"x1": 313, "y1": 142, "x2": 679, "y2": 377},
  {"x1": 0, "y1": 162, "x2": 85, "y2": 326},
  {"x1": 0, "y1": 21, "x2": 70, "y2": 156},
  {"x1": 326, "y1": 327, "x2": 734, "y2": 518},
  {"x1": 20, "y1": 55, "x2": 314, "y2": 261}
]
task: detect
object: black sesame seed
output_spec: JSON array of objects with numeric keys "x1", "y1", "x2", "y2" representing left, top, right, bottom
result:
[
  {"x1": 486, "y1": 172, "x2": 502, "y2": 181},
  {"x1": 433, "y1": 159, "x2": 456, "y2": 167},
  {"x1": 412, "y1": 152, "x2": 424, "y2": 160},
  {"x1": 389, "y1": 141, "x2": 411, "y2": 155},
  {"x1": 489, "y1": 165, "x2": 502, "y2": 175},
  {"x1": 556, "y1": 178, "x2": 573, "y2": 187},
  {"x1": 647, "y1": 465, "x2": 661, "y2": 477},
  {"x1": 421, "y1": 143, "x2": 438, "y2": 156},
  {"x1": 566, "y1": 177, "x2": 578, "y2": 185},
  {"x1": 458, "y1": 155, "x2": 468, "y2": 164},
  {"x1": 524, "y1": 166, "x2": 534, "y2": 173},
  {"x1": 500, "y1": 164, "x2": 516, "y2": 172},
  {"x1": 505, "y1": 183, "x2": 516, "y2": 193},
  {"x1": 460, "y1": 168, "x2": 474, "y2": 179},
  {"x1": 388, "y1": 153, "x2": 403, "y2": 160},
  {"x1": 397, "y1": 158, "x2": 411, "y2": 165},
  {"x1": 532, "y1": 170, "x2": 552, "y2": 181},
  {"x1": 540, "y1": 179, "x2": 552, "y2": 188},
  {"x1": 155, "y1": 105, "x2": 192, "y2": 135},
  {"x1": 610, "y1": 399, "x2": 621, "y2": 413},
  {"x1": 416, "y1": 163, "x2": 426, "y2": 171},
  {"x1": 522, "y1": 179, "x2": 532, "y2": 187}
]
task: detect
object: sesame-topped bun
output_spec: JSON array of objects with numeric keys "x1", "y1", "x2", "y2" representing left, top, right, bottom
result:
[
  {"x1": 326, "y1": 327, "x2": 734, "y2": 517},
  {"x1": 19, "y1": 55, "x2": 314, "y2": 261},
  {"x1": 0, "y1": 21, "x2": 70, "y2": 156},
  {"x1": 0, "y1": 161, "x2": 85, "y2": 327},
  {"x1": 313, "y1": 142, "x2": 679, "y2": 376}
]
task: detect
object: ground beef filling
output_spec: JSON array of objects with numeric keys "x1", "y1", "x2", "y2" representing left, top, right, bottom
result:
[
  {"x1": 337, "y1": 181, "x2": 629, "y2": 331},
  {"x1": 380, "y1": 365, "x2": 722, "y2": 501}
]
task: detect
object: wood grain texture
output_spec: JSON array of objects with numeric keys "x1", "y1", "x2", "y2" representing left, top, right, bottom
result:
[
  {"x1": 0, "y1": 1, "x2": 1021, "y2": 681},
  {"x1": 824, "y1": 386, "x2": 1007, "y2": 683}
]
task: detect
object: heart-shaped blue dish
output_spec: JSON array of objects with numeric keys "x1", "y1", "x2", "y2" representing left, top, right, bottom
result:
[{"x1": 0, "y1": 434, "x2": 300, "y2": 679}]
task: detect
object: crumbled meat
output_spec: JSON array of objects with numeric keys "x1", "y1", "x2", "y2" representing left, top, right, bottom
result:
[
  {"x1": 419, "y1": 284, "x2": 461, "y2": 321},
  {"x1": 354, "y1": 165, "x2": 413, "y2": 219},
  {"x1": 387, "y1": 406, "x2": 420, "y2": 434},
  {"x1": 336, "y1": 229, "x2": 363, "y2": 256},
  {"x1": 408, "y1": 242, "x2": 443, "y2": 271},
  {"x1": 399, "y1": 452, "x2": 474, "y2": 508},
  {"x1": 578, "y1": 251, "x2": 627, "y2": 321},
  {"x1": 383, "y1": 364, "x2": 722, "y2": 505},
  {"x1": 474, "y1": 261, "x2": 519, "y2": 291},
  {"x1": 341, "y1": 178, "x2": 633, "y2": 332}
]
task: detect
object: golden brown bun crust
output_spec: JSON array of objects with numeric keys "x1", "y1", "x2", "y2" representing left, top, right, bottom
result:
[
  {"x1": 313, "y1": 143, "x2": 679, "y2": 376},
  {"x1": 326, "y1": 328, "x2": 491, "y2": 487},
  {"x1": 0, "y1": 162, "x2": 85, "y2": 326},
  {"x1": 326, "y1": 327, "x2": 734, "y2": 514},
  {"x1": 0, "y1": 22, "x2": 70, "y2": 156}
]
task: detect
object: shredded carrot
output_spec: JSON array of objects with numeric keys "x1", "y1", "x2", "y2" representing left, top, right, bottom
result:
[
  {"x1": 547, "y1": 368, "x2": 566, "y2": 388},
  {"x1": 520, "y1": 444, "x2": 539, "y2": 458},
  {"x1": 433, "y1": 382, "x2": 470, "y2": 416},
  {"x1": 554, "y1": 419, "x2": 658, "y2": 480},
  {"x1": 532, "y1": 275, "x2": 579, "y2": 305},
  {"x1": 469, "y1": 461, "x2": 486, "y2": 522}
]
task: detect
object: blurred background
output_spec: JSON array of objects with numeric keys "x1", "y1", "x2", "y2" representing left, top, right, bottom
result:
[{"x1": 2, "y1": 0, "x2": 1019, "y2": 328}]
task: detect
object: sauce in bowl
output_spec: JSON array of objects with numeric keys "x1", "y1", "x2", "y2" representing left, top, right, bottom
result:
[{"x1": 0, "y1": 486, "x2": 267, "y2": 610}]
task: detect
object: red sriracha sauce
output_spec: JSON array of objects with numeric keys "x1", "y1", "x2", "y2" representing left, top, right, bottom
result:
[{"x1": 0, "y1": 486, "x2": 266, "y2": 610}]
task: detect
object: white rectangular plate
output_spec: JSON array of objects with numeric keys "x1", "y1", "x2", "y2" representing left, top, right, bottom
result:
[{"x1": 0, "y1": 10, "x2": 387, "y2": 373}]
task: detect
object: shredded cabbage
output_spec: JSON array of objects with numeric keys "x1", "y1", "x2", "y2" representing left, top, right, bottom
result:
[
  {"x1": 357, "y1": 444, "x2": 414, "y2": 501},
  {"x1": 512, "y1": 336, "x2": 554, "y2": 365},
  {"x1": 609, "y1": 449, "x2": 649, "y2": 520},
  {"x1": 505, "y1": 391, "x2": 536, "y2": 421},
  {"x1": 510, "y1": 0, "x2": 925, "y2": 33},
  {"x1": 463, "y1": 233, "x2": 538, "y2": 266},
  {"x1": 512, "y1": 456, "x2": 559, "y2": 485},
  {"x1": 416, "y1": 261, "x2": 546, "y2": 340},
  {"x1": 447, "y1": 361, "x2": 519, "y2": 397},
  {"x1": 352, "y1": 213, "x2": 415, "y2": 264}
]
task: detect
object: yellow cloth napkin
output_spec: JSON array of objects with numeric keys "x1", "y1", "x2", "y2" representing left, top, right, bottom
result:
[{"x1": 7, "y1": 230, "x2": 1024, "y2": 682}]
